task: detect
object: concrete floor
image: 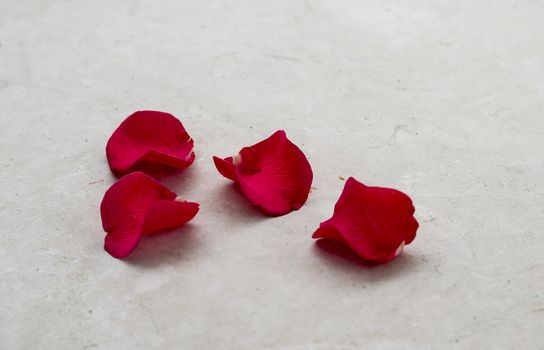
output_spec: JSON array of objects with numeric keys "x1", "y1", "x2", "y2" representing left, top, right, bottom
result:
[{"x1": 1, "y1": 0, "x2": 543, "y2": 349}]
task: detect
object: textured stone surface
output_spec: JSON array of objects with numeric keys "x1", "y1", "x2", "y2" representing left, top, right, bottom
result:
[{"x1": 1, "y1": 0, "x2": 543, "y2": 349}]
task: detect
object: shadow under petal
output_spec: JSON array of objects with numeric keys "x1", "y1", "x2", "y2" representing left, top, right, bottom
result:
[
  {"x1": 159, "y1": 165, "x2": 199, "y2": 194},
  {"x1": 124, "y1": 224, "x2": 200, "y2": 268},
  {"x1": 212, "y1": 183, "x2": 273, "y2": 223},
  {"x1": 313, "y1": 239, "x2": 422, "y2": 281}
]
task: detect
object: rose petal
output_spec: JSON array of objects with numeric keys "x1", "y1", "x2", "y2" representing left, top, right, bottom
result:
[
  {"x1": 100, "y1": 172, "x2": 199, "y2": 259},
  {"x1": 213, "y1": 130, "x2": 313, "y2": 216},
  {"x1": 106, "y1": 110, "x2": 195, "y2": 176},
  {"x1": 312, "y1": 177, "x2": 418, "y2": 263}
]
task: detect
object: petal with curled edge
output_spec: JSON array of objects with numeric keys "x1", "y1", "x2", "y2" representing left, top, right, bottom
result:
[
  {"x1": 213, "y1": 130, "x2": 313, "y2": 216},
  {"x1": 100, "y1": 172, "x2": 199, "y2": 259},
  {"x1": 106, "y1": 110, "x2": 195, "y2": 177},
  {"x1": 313, "y1": 177, "x2": 418, "y2": 263}
]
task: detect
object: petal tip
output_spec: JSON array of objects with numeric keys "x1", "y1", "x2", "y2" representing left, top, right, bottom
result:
[{"x1": 213, "y1": 156, "x2": 237, "y2": 181}]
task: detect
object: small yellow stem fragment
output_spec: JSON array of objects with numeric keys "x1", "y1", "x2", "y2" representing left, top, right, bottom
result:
[
  {"x1": 395, "y1": 241, "x2": 405, "y2": 256},
  {"x1": 233, "y1": 153, "x2": 242, "y2": 165}
]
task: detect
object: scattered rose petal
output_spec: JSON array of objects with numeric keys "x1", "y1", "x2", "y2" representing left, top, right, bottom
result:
[
  {"x1": 106, "y1": 110, "x2": 195, "y2": 176},
  {"x1": 213, "y1": 130, "x2": 313, "y2": 216},
  {"x1": 100, "y1": 172, "x2": 199, "y2": 259},
  {"x1": 312, "y1": 177, "x2": 418, "y2": 263}
]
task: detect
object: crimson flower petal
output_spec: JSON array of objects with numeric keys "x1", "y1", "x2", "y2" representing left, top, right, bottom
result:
[
  {"x1": 100, "y1": 172, "x2": 199, "y2": 259},
  {"x1": 213, "y1": 130, "x2": 313, "y2": 216},
  {"x1": 312, "y1": 177, "x2": 418, "y2": 263},
  {"x1": 106, "y1": 110, "x2": 195, "y2": 176}
]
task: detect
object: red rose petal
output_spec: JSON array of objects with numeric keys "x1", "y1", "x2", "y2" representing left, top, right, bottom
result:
[
  {"x1": 312, "y1": 177, "x2": 418, "y2": 263},
  {"x1": 100, "y1": 172, "x2": 199, "y2": 259},
  {"x1": 106, "y1": 110, "x2": 195, "y2": 176},
  {"x1": 213, "y1": 130, "x2": 313, "y2": 216}
]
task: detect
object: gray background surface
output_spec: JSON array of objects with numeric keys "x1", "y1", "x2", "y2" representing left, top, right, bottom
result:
[{"x1": 1, "y1": 0, "x2": 543, "y2": 349}]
